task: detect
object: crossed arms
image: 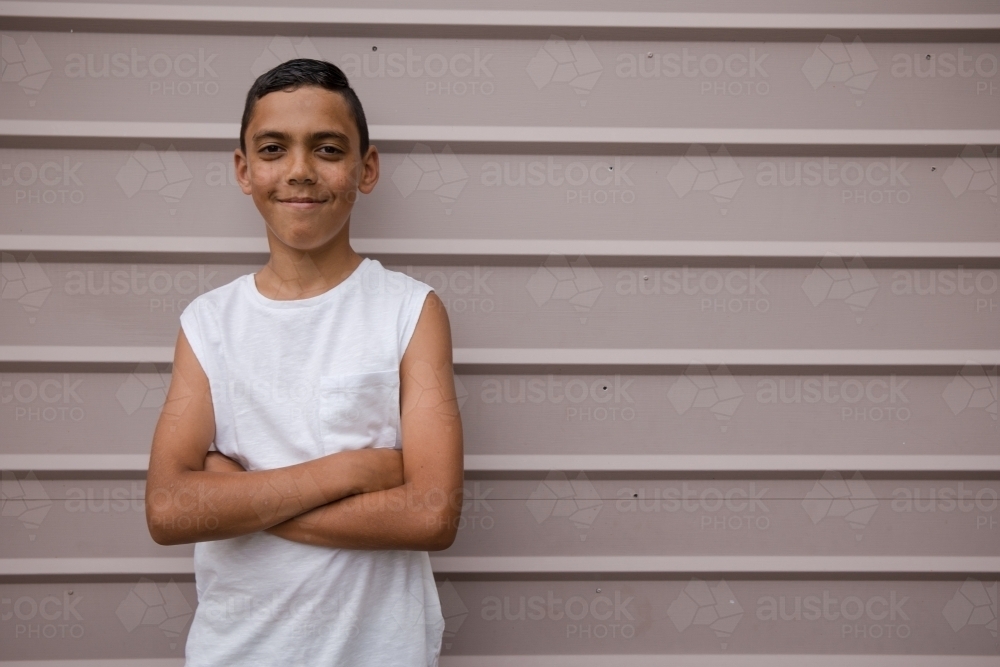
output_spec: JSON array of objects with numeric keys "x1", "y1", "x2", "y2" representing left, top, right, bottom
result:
[{"x1": 145, "y1": 291, "x2": 464, "y2": 551}]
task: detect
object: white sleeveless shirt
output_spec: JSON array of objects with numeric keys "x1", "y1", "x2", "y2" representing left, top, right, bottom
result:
[{"x1": 177, "y1": 257, "x2": 443, "y2": 666}]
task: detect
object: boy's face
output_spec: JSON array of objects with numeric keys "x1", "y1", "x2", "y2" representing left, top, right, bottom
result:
[{"x1": 234, "y1": 85, "x2": 377, "y2": 251}]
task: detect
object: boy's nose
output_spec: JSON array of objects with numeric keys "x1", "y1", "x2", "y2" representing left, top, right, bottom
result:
[{"x1": 286, "y1": 152, "x2": 318, "y2": 183}]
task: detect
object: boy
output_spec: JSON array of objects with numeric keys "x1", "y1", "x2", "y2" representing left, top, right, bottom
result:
[{"x1": 145, "y1": 58, "x2": 463, "y2": 666}]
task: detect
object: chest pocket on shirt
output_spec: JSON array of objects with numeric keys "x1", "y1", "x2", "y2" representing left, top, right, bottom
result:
[{"x1": 318, "y1": 369, "x2": 399, "y2": 454}]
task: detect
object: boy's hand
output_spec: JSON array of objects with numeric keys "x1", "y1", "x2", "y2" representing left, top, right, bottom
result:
[
  {"x1": 263, "y1": 448, "x2": 404, "y2": 541},
  {"x1": 203, "y1": 451, "x2": 247, "y2": 474}
]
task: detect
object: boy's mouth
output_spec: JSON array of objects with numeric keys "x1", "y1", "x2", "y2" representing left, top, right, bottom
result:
[{"x1": 278, "y1": 196, "x2": 327, "y2": 209}]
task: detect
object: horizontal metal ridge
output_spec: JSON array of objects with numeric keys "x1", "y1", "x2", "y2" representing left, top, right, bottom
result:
[
  {"x1": 2, "y1": 3, "x2": 998, "y2": 31},
  {"x1": 1, "y1": 346, "x2": 997, "y2": 366},
  {"x1": 3, "y1": 120, "x2": 1000, "y2": 146},
  {"x1": 5, "y1": 236, "x2": 1000, "y2": 259},
  {"x1": 3, "y1": 454, "x2": 998, "y2": 473},
  {"x1": 1, "y1": 556, "x2": 996, "y2": 576}
]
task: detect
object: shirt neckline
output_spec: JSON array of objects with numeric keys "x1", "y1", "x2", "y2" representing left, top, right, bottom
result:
[{"x1": 245, "y1": 257, "x2": 372, "y2": 309}]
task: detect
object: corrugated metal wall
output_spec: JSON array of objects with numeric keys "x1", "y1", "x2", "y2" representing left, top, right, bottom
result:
[{"x1": 1, "y1": 1, "x2": 998, "y2": 664}]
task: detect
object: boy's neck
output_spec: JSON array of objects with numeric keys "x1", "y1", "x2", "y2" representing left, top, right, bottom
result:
[{"x1": 253, "y1": 228, "x2": 365, "y2": 301}]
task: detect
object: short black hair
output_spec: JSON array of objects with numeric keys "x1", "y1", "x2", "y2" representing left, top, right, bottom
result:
[{"x1": 239, "y1": 58, "x2": 369, "y2": 159}]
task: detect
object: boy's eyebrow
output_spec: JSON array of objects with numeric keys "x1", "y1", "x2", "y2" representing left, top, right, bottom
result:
[{"x1": 251, "y1": 130, "x2": 352, "y2": 145}]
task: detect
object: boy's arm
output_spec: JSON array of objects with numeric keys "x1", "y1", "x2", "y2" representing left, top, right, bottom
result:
[
  {"x1": 145, "y1": 326, "x2": 404, "y2": 546},
  {"x1": 264, "y1": 291, "x2": 465, "y2": 551}
]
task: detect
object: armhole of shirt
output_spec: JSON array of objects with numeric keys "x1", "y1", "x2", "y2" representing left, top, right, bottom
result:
[
  {"x1": 179, "y1": 299, "x2": 211, "y2": 387},
  {"x1": 399, "y1": 283, "x2": 434, "y2": 360},
  {"x1": 179, "y1": 300, "x2": 218, "y2": 452}
]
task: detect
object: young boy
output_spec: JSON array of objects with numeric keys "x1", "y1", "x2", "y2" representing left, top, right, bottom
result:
[{"x1": 145, "y1": 58, "x2": 463, "y2": 666}]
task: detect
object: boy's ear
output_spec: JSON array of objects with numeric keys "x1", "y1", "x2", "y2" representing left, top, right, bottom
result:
[
  {"x1": 357, "y1": 144, "x2": 379, "y2": 196},
  {"x1": 233, "y1": 148, "x2": 253, "y2": 196}
]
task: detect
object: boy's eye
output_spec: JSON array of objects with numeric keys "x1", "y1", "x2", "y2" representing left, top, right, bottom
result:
[
  {"x1": 319, "y1": 146, "x2": 342, "y2": 155},
  {"x1": 260, "y1": 145, "x2": 282, "y2": 153}
]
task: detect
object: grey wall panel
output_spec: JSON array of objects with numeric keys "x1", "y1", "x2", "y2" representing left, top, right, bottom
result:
[
  {"x1": 4, "y1": 475, "x2": 997, "y2": 560},
  {"x1": 2, "y1": 147, "x2": 997, "y2": 243},
  {"x1": 4, "y1": 368, "x2": 997, "y2": 459},
  {"x1": 442, "y1": 477, "x2": 1000, "y2": 557},
  {"x1": 0, "y1": 478, "x2": 1000, "y2": 559},
  {"x1": 0, "y1": 579, "x2": 193, "y2": 661},
  {"x1": 439, "y1": 578, "x2": 999, "y2": 655},
  {"x1": 0, "y1": 478, "x2": 191, "y2": 560},
  {"x1": 391, "y1": 262, "x2": 1000, "y2": 351},
  {"x1": 458, "y1": 371, "x2": 998, "y2": 456},
  {"x1": 2, "y1": 577, "x2": 997, "y2": 660},
  {"x1": 0, "y1": 148, "x2": 259, "y2": 236},
  {"x1": 2, "y1": 259, "x2": 998, "y2": 349},
  {"x1": 0, "y1": 260, "x2": 250, "y2": 345},
  {"x1": 361, "y1": 149, "x2": 1000, "y2": 243},
  {"x1": 2, "y1": 32, "x2": 998, "y2": 129},
  {"x1": 1, "y1": 371, "x2": 165, "y2": 456}
]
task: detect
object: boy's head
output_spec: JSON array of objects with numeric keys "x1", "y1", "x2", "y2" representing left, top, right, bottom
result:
[
  {"x1": 240, "y1": 58, "x2": 369, "y2": 160},
  {"x1": 235, "y1": 58, "x2": 378, "y2": 252}
]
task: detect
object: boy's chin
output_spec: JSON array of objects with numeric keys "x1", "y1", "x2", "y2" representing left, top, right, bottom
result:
[{"x1": 265, "y1": 223, "x2": 346, "y2": 251}]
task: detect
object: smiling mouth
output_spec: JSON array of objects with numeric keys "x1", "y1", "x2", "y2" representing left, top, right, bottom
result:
[{"x1": 278, "y1": 198, "x2": 328, "y2": 208}]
